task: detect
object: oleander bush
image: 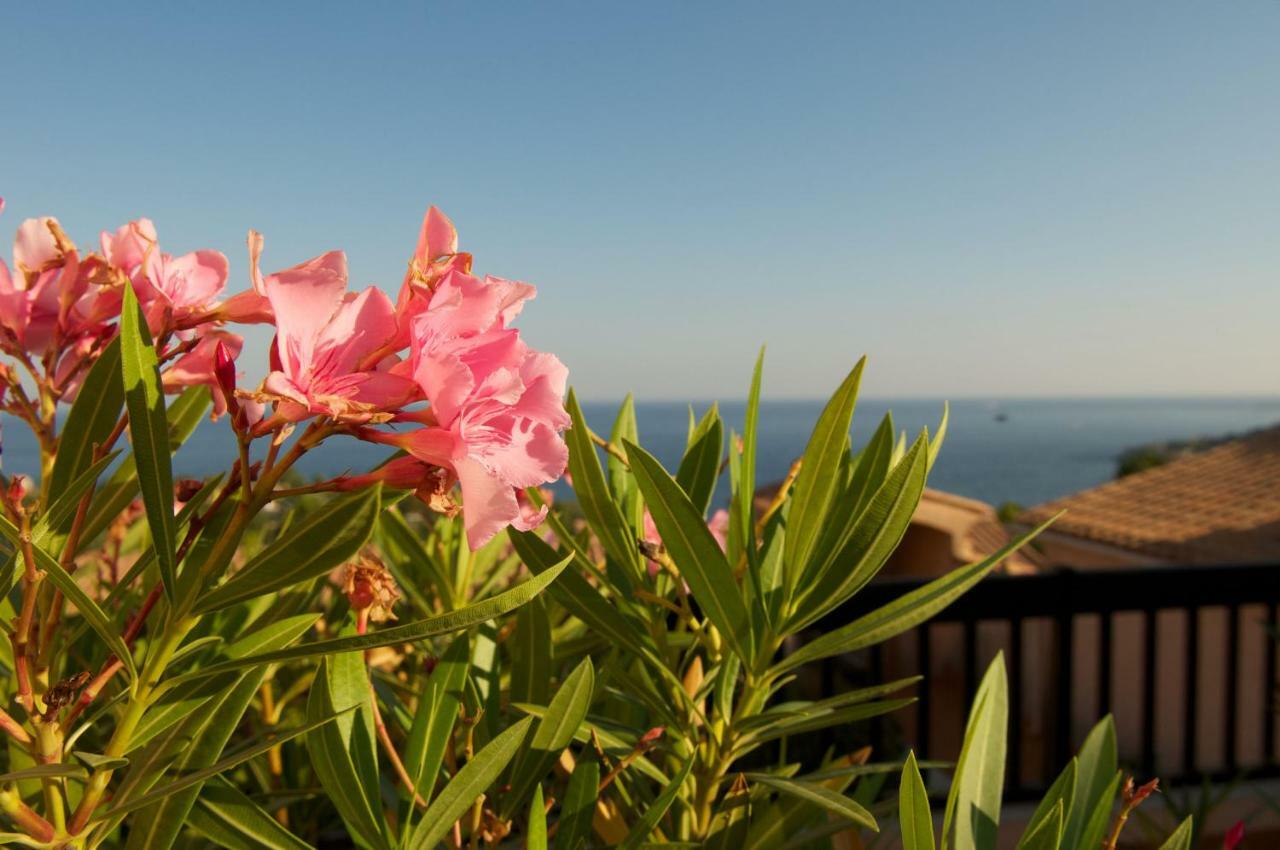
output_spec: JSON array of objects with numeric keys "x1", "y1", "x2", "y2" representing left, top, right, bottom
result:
[{"x1": 0, "y1": 201, "x2": 1197, "y2": 849}]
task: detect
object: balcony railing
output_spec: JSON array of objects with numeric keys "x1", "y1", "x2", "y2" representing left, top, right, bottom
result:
[{"x1": 804, "y1": 562, "x2": 1280, "y2": 797}]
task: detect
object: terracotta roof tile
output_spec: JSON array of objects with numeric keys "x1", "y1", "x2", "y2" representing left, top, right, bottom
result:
[{"x1": 1019, "y1": 424, "x2": 1280, "y2": 564}]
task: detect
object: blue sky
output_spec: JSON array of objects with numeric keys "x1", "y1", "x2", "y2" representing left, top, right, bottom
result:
[{"x1": 2, "y1": 2, "x2": 1277, "y2": 400}]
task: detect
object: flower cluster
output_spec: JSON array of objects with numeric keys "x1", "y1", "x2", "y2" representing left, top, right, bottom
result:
[{"x1": 0, "y1": 200, "x2": 568, "y2": 548}]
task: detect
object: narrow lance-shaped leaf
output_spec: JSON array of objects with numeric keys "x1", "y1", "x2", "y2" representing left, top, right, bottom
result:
[
  {"x1": 617, "y1": 754, "x2": 696, "y2": 849},
  {"x1": 0, "y1": 513, "x2": 136, "y2": 681},
  {"x1": 528, "y1": 785, "x2": 547, "y2": 850},
  {"x1": 943, "y1": 654, "x2": 1008, "y2": 850},
  {"x1": 899, "y1": 752, "x2": 934, "y2": 850},
  {"x1": 746, "y1": 773, "x2": 878, "y2": 833},
  {"x1": 120, "y1": 283, "x2": 178, "y2": 602},
  {"x1": 157, "y1": 557, "x2": 569, "y2": 691},
  {"x1": 608, "y1": 394, "x2": 643, "y2": 532},
  {"x1": 93, "y1": 710, "x2": 349, "y2": 822},
  {"x1": 556, "y1": 754, "x2": 599, "y2": 850},
  {"x1": 306, "y1": 652, "x2": 388, "y2": 850},
  {"x1": 731, "y1": 347, "x2": 764, "y2": 569},
  {"x1": 626, "y1": 440, "x2": 755, "y2": 664},
  {"x1": 1156, "y1": 817, "x2": 1194, "y2": 850},
  {"x1": 188, "y1": 776, "x2": 314, "y2": 850},
  {"x1": 502, "y1": 658, "x2": 595, "y2": 817},
  {"x1": 786, "y1": 433, "x2": 928, "y2": 632},
  {"x1": 196, "y1": 485, "x2": 383, "y2": 612},
  {"x1": 675, "y1": 403, "x2": 723, "y2": 516},
  {"x1": 1016, "y1": 759, "x2": 1076, "y2": 850},
  {"x1": 47, "y1": 337, "x2": 123, "y2": 501},
  {"x1": 404, "y1": 633, "x2": 469, "y2": 801},
  {"x1": 406, "y1": 717, "x2": 535, "y2": 850},
  {"x1": 772, "y1": 515, "x2": 1058, "y2": 676},
  {"x1": 1016, "y1": 800, "x2": 1063, "y2": 850},
  {"x1": 565, "y1": 389, "x2": 641, "y2": 585},
  {"x1": 1062, "y1": 716, "x2": 1117, "y2": 850},
  {"x1": 784, "y1": 358, "x2": 865, "y2": 586}
]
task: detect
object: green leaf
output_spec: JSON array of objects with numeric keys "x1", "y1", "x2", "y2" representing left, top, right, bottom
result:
[
  {"x1": 746, "y1": 773, "x2": 877, "y2": 832},
  {"x1": 159, "y1": 556, "x2": 569, "y2": 690},
  {"x1": 675, "y1": 404, "x2": 723, "y2": 516},
  {"x1": 707, "y1": 774, "x2": 751, "y2": 850},
  {"x1": 626, "y1": 440, "x2": 754, "y2": 664},
  {"x1": 1017, "y1": 759, "x2": 1075, "y2": 850},
  {"x1": 557, "y1": 754, "x2": 599, "y2": 850},
  {"x1": 510, "y1": 596, "x2": 551, "y2": 706},
  {"x1": 618, "y1": 754, "x2": 696, "y2": 849},
  {"x1": 503, "y1": 658, "x2": 595, "y2": 817},
  {"x1": 1076, "y1": 771, "x2": 1121, "y2": 850},
  {"x1": 1015, "y1": 800, "x2": 1062, "y2": 850},
  {"x1": 942, "y1": 654, "x2": 1007, "y2": 850},
  {"x1": 786, "y1": 434, "x2": 928, "y2": 632},
  {"x1": 127, "y1": 615, "x2": 320, "y2": 755},
  {"x1": 0, "y1": 763, "x2": 86, "y2": 782},
  {"x1": 528, "y1": 784, "x2": 548, "y2": 850},
  {"x1": 189, "y1": 776, "x2": 315, "y2": 850},
  {"x1": 737, "y1": 700, "x2": 914, "y2": 753},
  {"x1": 120, "y1": 283, "x2": 178, "y2": 602},
  {"x1": 73, "y1": 751, "x2": 129, "y2": 771},
  {"x1": 79, "y1": 385, "x2": 209, "y2": 549},
  {"x1": 95, "y1": 711, "x2": 347, "y2": 822},
  {"x1": 509, "y1": 705, "x2": 669, "y2": 786},
  {"x1": 118, "y1": 614, "x2": 322, "y2": 849},
  {"x1": 1063, "y1": 716, "x2": 1117, "y2": 850},
  {"x1": 406, "y1": 716, "x2": 535, "y2": 850},
  {"x1": 47, "y1": 337, "x2": 124, "y2": 502},
  {"x1": 0, "y1": 513, "x2": 136, "y2": 681},
  {"x1": 404, "y1": 633, "x2": 469, "y2": 802},
  {"x1": 773, "y1": 517, "x2": 1057, "y2": 677},
  {"x1": 784, "y1": 358, "x2": 865, "y2": 585},
  {"x1": 608, "y1": 394, "x2": 643, "y2": 532},
  {"x1": 928, "y1": 402, "x2": 949, "y2": 472},
  {"x1": 306, "y1": 653, "x2": 388, "y2": 850},
  {"x1": 565, "y1": 389, "x2": 641, "y2": 584},
  {"x1": 509, "y1": 528, "x2": 652, "y2": 657},
  {"x1": 1156, "y1": 817, "x2": 1195, "y2": 850},
  {"x1": 732, "y1": 347, "x2": 764, "y2": 567},
  {"x1": 899, "y1": 752, "x2": 934, "y2": 850},
  {"x1": 196, "y1": 485, "x2": 382, "y2": 612},
  {"x1": 1, "y1": 452, "x2": 120, "y2": 593}
]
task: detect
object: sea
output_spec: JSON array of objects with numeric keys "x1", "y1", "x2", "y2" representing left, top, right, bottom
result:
[{"x1": 3, "y1": 397, "x2": 1278, "y2": 510}]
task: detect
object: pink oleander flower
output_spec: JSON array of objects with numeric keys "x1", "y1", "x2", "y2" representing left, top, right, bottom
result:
[
  {"x1": 215, "y1": 230, "x2": 276, "y2": 325},
  {"x1": 358, "y1": 206, "x2": 569, "y2": 550},
  {"x1": 0, "y1": 216, "x2": 100, "y2": 354},
  {"x1": 394, "y1": 206, "x2": 474, "y2": 343},
  {"x1": 252, "y1": 239, "x2": 417, "y2": 421},
  {"x1": 101, "y1": 219, "x2": 229, "y2": 332},
  {"x1": 364, "y1": 337, "x2": 569, "y2": 548}
]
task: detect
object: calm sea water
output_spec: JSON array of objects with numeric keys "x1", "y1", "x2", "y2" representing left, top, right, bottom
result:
[{"x1": 4, "y1": 398, "x2": 1277, "y2": 509}]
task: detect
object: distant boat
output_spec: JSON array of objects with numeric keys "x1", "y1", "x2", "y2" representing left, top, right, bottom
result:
[{"x1": 994, "y1": 412, "x2": 1009, "y2": 423}]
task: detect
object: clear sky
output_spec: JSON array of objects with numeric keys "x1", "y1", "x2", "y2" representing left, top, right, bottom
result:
[{"x1": 3, "y1": 2, "x2": 1277, "y2": 400}]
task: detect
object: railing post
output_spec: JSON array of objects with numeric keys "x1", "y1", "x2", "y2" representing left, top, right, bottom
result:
[{"x1": 1054, "y1": 569, "x2": 1075, "y2": 769}]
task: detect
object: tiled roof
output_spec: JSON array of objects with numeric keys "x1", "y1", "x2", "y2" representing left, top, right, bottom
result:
[{"x1": 1019, "y1": 424, "x2": 1280, "y2": 564}]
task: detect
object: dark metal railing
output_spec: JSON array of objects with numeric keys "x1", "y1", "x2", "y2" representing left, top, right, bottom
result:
[{"x1": 807, "y1": 563, "x2": 1280, "y2": 796}]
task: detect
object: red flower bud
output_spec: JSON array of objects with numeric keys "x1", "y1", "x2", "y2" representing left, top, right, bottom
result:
[{"x1": 214, "y1": 340, "x2": 237, "y2": 399}]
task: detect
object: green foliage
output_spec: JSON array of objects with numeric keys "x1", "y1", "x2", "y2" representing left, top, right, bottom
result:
[{"x1": 0, "y1": 346, "x2": 1198, "y2": 850}]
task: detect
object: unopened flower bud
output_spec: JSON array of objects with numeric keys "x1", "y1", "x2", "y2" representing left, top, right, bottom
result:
[
  {"x1": 214, "y1": 341, "x2": 236, "y2": 397},
  {"x1": 7, "y1": 475, "x2": 30, "y2": 507},
  {"x1": 174, "y1": 478, "x2": 203, "y2": 504}
]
